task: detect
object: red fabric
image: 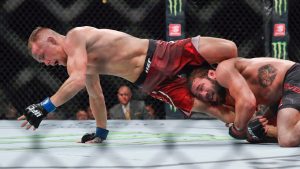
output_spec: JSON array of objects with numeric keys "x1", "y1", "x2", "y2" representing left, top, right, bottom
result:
[
  {"x1": 141, "y1": 38, "x2": 206, "y2": 117},
  {"x1": 149, "y1": 77, "x2": 194, "y2": 117}
]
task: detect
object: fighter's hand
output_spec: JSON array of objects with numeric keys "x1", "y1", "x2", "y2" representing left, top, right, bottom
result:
[
  {"x1": 18, "y1": 97, "x2": 56, "y2": 130},
  {"x1": 80, "y1": 127, "x2": 109, "y2": 144},
  {"x1": 18, "y1": 104, "x2": 48, "y2": 130},
  {"x1": 246, "y1": 116, "x2": 268, "y2": 143},
  {"x1": 228, "y1": 123, "x2": 247, "y2": 140},
  {"x1": 17, "y1": 115, "x2": 34, "y2": 130}
]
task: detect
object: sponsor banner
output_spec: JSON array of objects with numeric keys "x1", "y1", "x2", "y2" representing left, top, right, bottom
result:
[
  {"x1": 274, "y1": 0, "x2": 287, "y2": 16},
  {"x1": 169, "y1": 24, "x2": 182, "y2": 37},
  {"x1": 166, "y1": 0, "x2": 186, "y2": 41},
  {"x1": 273, "y1": 23, "x2": 286, "y2": 37},
  {"x1": 165, "y1": 0, "x2": 186, "y2": 114},
  {"x1": 271, "y1": 0, "x2": 289, "y2": 60},
  {"x1": 272, "y1": 41, "x2": 287, "y2": 60}
]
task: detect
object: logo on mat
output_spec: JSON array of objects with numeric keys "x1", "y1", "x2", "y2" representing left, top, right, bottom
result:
[
  {"x1": 273, "y1": 24, "x2": 286, "y2": 37},
  {"x1": 169, "y1": 24, "x2": 181, "y2": 36}
]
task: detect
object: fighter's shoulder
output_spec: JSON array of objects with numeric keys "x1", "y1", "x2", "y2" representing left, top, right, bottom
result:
[
  {"x1": 215, "y1": 58, "x2": 242, "y2": 84},
  {"x1": 66, "y1": 26, "x2": 94, "y2": 38},
  {"x1": 216, "y1": 58, "x2": 239, "y2": 71}
]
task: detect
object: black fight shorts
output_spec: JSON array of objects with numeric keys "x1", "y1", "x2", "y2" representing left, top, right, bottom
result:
[{"x1": 278, "y1": 63, "x2": 300, "y2": 111}]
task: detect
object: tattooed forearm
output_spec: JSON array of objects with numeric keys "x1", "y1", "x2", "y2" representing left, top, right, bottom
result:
[{"x1": 258, "y1": 64, "x2": 277, "y2": 88}]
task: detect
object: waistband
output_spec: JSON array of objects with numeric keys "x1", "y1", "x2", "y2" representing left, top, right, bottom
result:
[
  {"x1": 134, "y1": 39, "x2": 157, "y2": 86},
  {"x1": 283, "y1": 63, "x2": 300, "y2": 83}
]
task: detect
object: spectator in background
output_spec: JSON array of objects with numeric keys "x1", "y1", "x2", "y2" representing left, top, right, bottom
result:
[
  {"x1": 109, "y1": 85, "x2": 146, "y2": 120},
  {"x1": 46, "y1": 112, "x2": 59, "y2": 120},
  {"x1": 144, "y1": 97, "x2": 165, "y2": 119},
  {"x1": 2, "y1": 103, "x2": 18, "y2": 120},
  {"x1": 144, "y1": 104, "x2": 158, "y2": 119},
  {"x1": 76, "y1": 109, "x2": 88, "y2": 120}
]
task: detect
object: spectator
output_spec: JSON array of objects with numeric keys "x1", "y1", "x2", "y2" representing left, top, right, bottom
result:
[
  {"x1": 3, "y1": 103, "x2": 18, "y2": 120},
  {"x1": 46, "y1": 112, "x2": 59, "y2": 120},
  {"x1": 76, "y1": 109, "x2": 88, "y2": 120},
  {"x1": 144, "y1": 97, "x2": 165, "y2": 119},
  {"x1": 109, "y1": 85, "x2": 146, "y2": 120}
]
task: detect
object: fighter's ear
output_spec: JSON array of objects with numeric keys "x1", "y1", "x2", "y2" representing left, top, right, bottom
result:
[
  {"x1": 207, "y1": 69, "x2": 216, "y2": 80},
  {"x1": 47, "y1": 37, "x2": 57, "y2": 45}
]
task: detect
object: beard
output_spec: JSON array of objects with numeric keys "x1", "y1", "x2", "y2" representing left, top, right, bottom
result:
[{"x1": 210, "y1": 79, "x2": 227, "y2": 106}]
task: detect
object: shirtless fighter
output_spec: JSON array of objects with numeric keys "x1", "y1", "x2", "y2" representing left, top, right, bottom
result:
[
  {"x1": 189, "y1": 57, "x2": 300, "y2": 147},
  {"x1": 18, "y1": 26, "x2": 237, "y2": 143}
]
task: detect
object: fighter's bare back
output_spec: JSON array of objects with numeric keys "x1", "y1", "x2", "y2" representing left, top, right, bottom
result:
[
  {"x1": 67, "y1": 27, "x2": 149, "y2": 82},
  {"x1": 235, "y1": 57, "x2": 295, "y2": 105}
]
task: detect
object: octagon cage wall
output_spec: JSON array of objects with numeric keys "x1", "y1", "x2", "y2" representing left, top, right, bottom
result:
[{"x1": 0, "y1": 0, "x2": 299, "y2": 119}]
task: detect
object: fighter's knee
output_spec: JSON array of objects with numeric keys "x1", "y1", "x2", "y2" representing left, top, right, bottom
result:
[
  {"x1": 278, "y1": 137, "x2": 299, "y2": 147},
  {"x1": 225, "y1": 40, "x2": 238, "y2": 58}
]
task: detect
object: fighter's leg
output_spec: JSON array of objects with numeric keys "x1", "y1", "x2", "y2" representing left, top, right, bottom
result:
[{"x1": 277, "y1": 107, "x2": 300, "y2": 147}]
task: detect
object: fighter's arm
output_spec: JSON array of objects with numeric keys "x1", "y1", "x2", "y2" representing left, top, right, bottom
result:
[
  {"x1": 198, "y1": 37, "x2": 238, "y2": 64},
  {"x1": 50, "y1": 29, "x2": 88, "y2": 106},
  {"x1": 263, "y1": 107, "x2": 278, "y2": 138},
  {"x1": 85, "y1": 75, "x2": 107, "y2": 129},
  {"x1": 19, "y1": 28, "x2": 88, "y2": 129},
  {"x1": 81, "y1": 75, "x2": 109, "y2": 143},
  {"x1": 216, "y1": 59, "x2": 256, "y2": 138},
  {"x1": 247, "y1": 105, "x2": 278, "y2": 142},
  {"x1": 192, "y1": 99, "x2": 235, "y2": 124}
]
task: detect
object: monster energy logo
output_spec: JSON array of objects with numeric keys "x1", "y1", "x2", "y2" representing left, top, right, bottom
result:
[
  {"x1": 168, "y1": 0, "x2": 183, "y2": 16},
  {"x1": 272, "y1": 41, "x2": 287, "y2": 60},
  {"x1": 274, "y1": 0, "x2": 287, "y2": 16}
]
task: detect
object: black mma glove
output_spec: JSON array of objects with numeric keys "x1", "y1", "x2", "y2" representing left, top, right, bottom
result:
[
  {"x1": 24, "y1": 97, "x2": 56, "y2": 128},
  {"x1": 81, "y1": 127, "x2": 109, "y2": 143},
  {"x1": 229, "y1": 123, "x2": 247, "y2": 140},
  {"x1": 247, "y1": 118, "x2": 267, "y2": 143},
  {"x1": 81, "y1": 133, "x2": 96, "y2": 143}
]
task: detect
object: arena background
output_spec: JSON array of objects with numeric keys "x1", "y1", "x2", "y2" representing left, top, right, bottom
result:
[{"x1": 0, "y1": 0, "x2": 299, "y2": 119}]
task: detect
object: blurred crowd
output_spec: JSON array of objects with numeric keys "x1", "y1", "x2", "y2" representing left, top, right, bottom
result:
[{"x1": 0, "y1": 85, "x2": 214, "y2": 120}]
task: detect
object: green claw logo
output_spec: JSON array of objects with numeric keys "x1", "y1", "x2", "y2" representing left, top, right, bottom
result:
[
  {"x1": 168, "y1": 0, "x2": 183, "y2": 16},
  {"x1": 274, "y1": 0, "x2": 287, "y2": 16},
  {"x1": 272, "y1": 42, "x2": 287, "y2": 60}
]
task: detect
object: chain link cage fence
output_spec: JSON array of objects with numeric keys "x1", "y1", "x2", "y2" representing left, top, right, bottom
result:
[
  {"x1": 1, "y1": 0, "x2": 300, "y2": 168},
  {"x1": 0, "y1": 0, "x2": 299, "y2": 120},
  {"x1": 289, "y1": 0, "x2": 300, "y2": 63}
]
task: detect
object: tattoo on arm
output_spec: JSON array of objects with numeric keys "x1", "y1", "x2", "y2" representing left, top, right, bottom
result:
[{"x1": 258, "y1": 64, "x2": 277, "y2": 88}]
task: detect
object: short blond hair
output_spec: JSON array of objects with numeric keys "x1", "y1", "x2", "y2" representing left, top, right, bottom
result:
[
  {"x1": 28, "y1": 27, "x2": 47, "y2": 51},
  {"x1": 27, "y1": 27, "x2": 59, "y2": 53}
]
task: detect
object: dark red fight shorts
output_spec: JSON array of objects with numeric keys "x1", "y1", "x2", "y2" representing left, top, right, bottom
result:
[{"x1": 134, "y1": 37, "x2": 207, "y2": 117}]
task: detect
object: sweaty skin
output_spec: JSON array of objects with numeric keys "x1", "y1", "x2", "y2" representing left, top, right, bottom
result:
[
  {"x1": 216, "y1": 57, "x2": 294, "y2": 133},
  {"x1": 20, "y1": 26, "x2": 237, "y2": 133},
  {"x1": 189, "y1": 57, "x2": 296, "y2": 144}
]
